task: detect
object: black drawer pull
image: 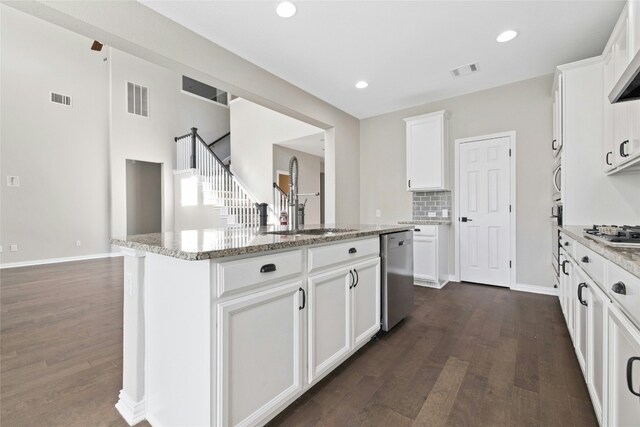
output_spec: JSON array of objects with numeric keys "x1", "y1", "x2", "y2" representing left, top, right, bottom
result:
[
  {"x1": 561, "y1": 260, "x2": 569, "y2": 275},
  {"x1": 612, "y1": 281, "x2": 627, "y2": 295},
  {"x1": 299, "y1": 287, "x2": 306, "y2": 310},
  {"x1": 414, "y1": 228, "x2": 421, "y2": 232},
  {"x1": 581, "y1": 256, "x2": 589, "y2": 263},
  {"x1": 348, "y1": 247, "x2": 357, "y2": 254},
  {"x1": 260, "y1": 263, "x2": 276, "y2": 273},
  {"x1": 578, "y1": 283, "x2": 588, "y2": 306},
  {"x1": 628, "y1": 357, "x2": 640, "y2": 397},
  {"x1": 606, "y1": 151, "x2": 613, "y2": 165}
]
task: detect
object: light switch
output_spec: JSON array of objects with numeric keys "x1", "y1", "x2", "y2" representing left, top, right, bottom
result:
[
  {"x1": 7, "y1": 176, "x2": 19, "y2": 187},
  {"x1": 375, "y1": 209, "x2": 381, "y2": 218}
]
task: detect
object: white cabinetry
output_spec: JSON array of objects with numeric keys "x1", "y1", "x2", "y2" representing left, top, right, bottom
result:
[
  {"x1": 602, "y1": 2, "x2": 640, "y2": 173},
  {"x1": 217, "y1": 281, "x2": 304, "y2": 427},
  {"x1": 411, "y1": 225, "x2": 449, "y2": 288},
  {"x1": 552, "y1": 73, "x2": 563, "y2": 156},
  {"x1": 607, "y1": 305, "x2": 640, "y2": 426},
  {"x1": 574, "y1": 269, "x2": 589, "y2": 373},
  {"x1": 404, "y1": 111, "x2": 450, "y2": 191},
  {"x1": 587, "y1": 278, "x2": 608, "y2": 425},
  {"x1": 306, "y1": 257, "x2": 380, "y2": 384}
]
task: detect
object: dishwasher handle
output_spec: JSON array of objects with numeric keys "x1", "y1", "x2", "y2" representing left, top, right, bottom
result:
[{"x1": 398, "y1": 239, "x2": 412, "y2": 246}]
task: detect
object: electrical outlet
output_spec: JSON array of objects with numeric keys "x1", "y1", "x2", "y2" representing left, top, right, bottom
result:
[
  {"x1": 75, "y1": 240, "x2": 82, "y2": 247},
  {"x1": 375, "y1": 209, "x2": 381, "y2": 218},
  {"x1": 7, "y1": 176, "x2": 19, "y2": 187},
  {"x1": 442, "y1": 209, "x2": 449, "y2": 218},
  {"x1": 428, "y1": 211, "x2": 437, "y2": 218},
  {"x1": 10, "y1": 244, "x2": 18, "y2": 252}
]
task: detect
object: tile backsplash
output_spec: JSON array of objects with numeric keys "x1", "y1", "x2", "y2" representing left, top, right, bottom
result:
[{"x1": 412, "y1": 191, "x2": 452, "y2": 220}]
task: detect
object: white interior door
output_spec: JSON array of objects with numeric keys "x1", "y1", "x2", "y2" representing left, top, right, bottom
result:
[{"x1": 459, "y1": 136, "x2": 511, "y2": 287}]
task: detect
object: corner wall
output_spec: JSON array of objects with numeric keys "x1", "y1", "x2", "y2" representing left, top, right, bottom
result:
[{"x1": 360, "y1": 75, "x2": 555, "y2": 289}]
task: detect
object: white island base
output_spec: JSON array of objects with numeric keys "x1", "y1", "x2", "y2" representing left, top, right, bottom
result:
[{"x1": 114, "y1": 232, "x2": 389, "y2": 427}]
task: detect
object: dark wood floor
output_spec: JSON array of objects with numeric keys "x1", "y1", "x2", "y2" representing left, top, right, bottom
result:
[{"x1": 1, "y1": 258, "x2": 596, "y2": 427}]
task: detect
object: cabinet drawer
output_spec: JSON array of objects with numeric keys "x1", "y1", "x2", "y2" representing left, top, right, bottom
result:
[
  {"x1": 412, "y1": 225, "x2": 437, "y2": 237},
  {"x1": 217, "y1": 249, "x2": 302, "y2": 297},
  {"x1": 574, "y1": 243, "x2": 606, "y2": 285},
  {"x1": 607, "y1": 262, "x2": 640, "y2": 329},
  {"x1": 308, "y1": 238, "x2": 379, "y2": 273},
  {"x1": 559, "y1": 232, "x2": 575, "y2": 258}
]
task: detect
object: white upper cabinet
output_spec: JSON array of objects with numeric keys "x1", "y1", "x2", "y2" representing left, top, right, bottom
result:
[
  {"x1": 603, "y1": 1, "x2": 640, "y2": 173},
  {"x1": 405, "y1": 110, "x2": 450, "y2": 191}
]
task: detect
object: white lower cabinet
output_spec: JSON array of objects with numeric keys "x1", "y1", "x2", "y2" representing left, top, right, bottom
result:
[
  {"x1": 217, "y1": 281, "x2": 305, "y2": 427},
  {"x1": 574, "y1": 270, "x2": 589, "y2": 374},
  {"x1": 587, "y1": 279, "x2": 608, "y2": 425},
  {"x1": 307, "y1": 257, "x2": 381, "y2": 384},
  {"x1": 412, "y1": 225, "x2": 449, "y2": 287},
  {"x1": 608, "y1": 305, "x2": 640, "y2": 427}
]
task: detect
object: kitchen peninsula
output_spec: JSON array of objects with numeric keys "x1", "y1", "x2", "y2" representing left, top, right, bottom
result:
[{"x1": 110, "y1": 224, "x2": 411, "y2": 427}]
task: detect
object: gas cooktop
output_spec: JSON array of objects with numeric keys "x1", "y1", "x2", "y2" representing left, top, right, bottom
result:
[{"x1": 583, "y1": 225, "x2": 640, "y2": 248}]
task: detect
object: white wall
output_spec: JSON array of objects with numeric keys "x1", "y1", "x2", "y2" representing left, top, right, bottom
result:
[
  {"x1": 1, "y1": 5, "x2": 110, "y2": 264},
  {"x1": 273, "y1": 145, "x2": 323, "y2": 224},
  {"x1": 230, "y1": 98, "x2": 322, "y2": 209},
  {"x1": 9, "y1": 1, "x2": 361, "y2": 224},
  {"x1": 109, "y1": 48, "x2": 229, "y2": 238},
  {"x1": 360, "y1": 75, "x2": 555, "y2": 289}
]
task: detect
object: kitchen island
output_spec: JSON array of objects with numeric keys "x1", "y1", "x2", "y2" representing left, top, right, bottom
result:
[{"x1": 110, "y1": 224, "x2": 411, "y2": 427}]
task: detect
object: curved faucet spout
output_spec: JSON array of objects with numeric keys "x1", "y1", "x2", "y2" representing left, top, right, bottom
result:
[{"x1": 288, "y1": 156, "x2": 299, "y2": 231}]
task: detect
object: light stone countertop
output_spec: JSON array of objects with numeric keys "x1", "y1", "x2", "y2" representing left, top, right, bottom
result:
[
  {"x1": 399, "y1": 219, "x2": 452, "y2": 225},
  {"x1": 111, "y1": 224, "x2": 413, "y2": 261},
  {"x1": 558, "y1": 225, "x2": 640, "y2": 279}
]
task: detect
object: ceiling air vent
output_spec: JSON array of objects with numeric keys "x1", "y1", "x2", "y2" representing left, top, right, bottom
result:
[
  {"x1": 450, "y1": 62, "x2": 480, "y2": 78},
  {"x1": 50, "y1": 92, "x2": 72, "y2": 107},
  {"x1": 127, "y1": 81, "x2": 149, "y2": 118}
]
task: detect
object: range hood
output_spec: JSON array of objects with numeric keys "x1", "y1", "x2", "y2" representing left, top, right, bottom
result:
[{"x1": 609, "y1": 49, "x2": 640, "y2": 103}]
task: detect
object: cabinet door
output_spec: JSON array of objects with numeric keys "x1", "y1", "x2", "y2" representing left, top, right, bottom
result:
[
  {"x1": 414, "y1": 236, "x2": 437, "y2": 282},
  {"x1": 603, "y1": 51, "x2": 617, "y2": 171},
  {"x1": 406, "y1": 115, "x2": 445, "y2": 190},
  {"x1": 630, "y1": 0, "x2": 640, "y2": 59},
  {"x1": 613, "y1": 15, "x2": 630, "y2": 83},
  {"x1": 587, "y1": 282, "x2": 608, "y2": 425},
  {"x1": 217, "y1": 281, "x2": 304, "y2": 427},
  {"x1": 352, "y1": 258, "x2": 381, "y2": 348},
  {"x1": 567, "y1": 259, "x2": 576, "y2": 341},
  {"x1": 574, "y1": 273, "x2": 589, "y2": 375},
  {"x1": 307, "y1": 268, "x2": 351, "y2": 384},
  {"x1": 608, "y1": 306, "x2": 640, "y2": 427}
]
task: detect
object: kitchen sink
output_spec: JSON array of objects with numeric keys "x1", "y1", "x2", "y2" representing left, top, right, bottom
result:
[{"x1": 265, "y1": 228, "x2": 357, "y2": 236}]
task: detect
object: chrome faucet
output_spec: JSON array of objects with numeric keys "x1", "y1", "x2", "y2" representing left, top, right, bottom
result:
[{"x1": 288, "y1": 156, "x2": 299, "y2": 231}]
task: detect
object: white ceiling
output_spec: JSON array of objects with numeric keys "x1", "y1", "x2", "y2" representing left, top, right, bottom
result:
[
  {"x1": 142, "y1": 0, "x2": 624, "y2": 119},
  {"x1": 276, "y1": 132, "x2": 325, "y2": 159}
]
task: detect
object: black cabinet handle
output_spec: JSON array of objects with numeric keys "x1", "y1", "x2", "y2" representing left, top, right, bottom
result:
[
  {"x1": 627, "y1": 357, "x2": 640, "y2": 397},
  {"x1": 564, "y1": 242, "x2": 569, "y2": 246},
  {"x1": 620, "y1": 140, "x2": 630, "y2": 158},
  {"x1": 408, "y1": 179, "x2": 411, "y2": 188},
  {"x1": 348, "y1": 247, "x2": 357, "y2": 254},
  {"x1": 552, "y1": 139, "x2": 557, "y2": 150},
  {"x1": 561, "y1": 260, "x2": 569, "y2": 275},
  {"x1": 349, "y1": 270, "x2": 355, "y2": 289},
  {"x1": 612, "y1": 281, "x2": 627, "y2": 295},
  {"x1": 581, "y1": 256, "x2": 589, "y2": 263},
  {"x1": 578, "y1": 283, "x2": 588, "y2": 306},
  {"x1": 606, "y1": 151, "x2": 613, "y2": 165},
  {"x1": 260, "y1": 263, "x2": 276, "y2": 273},
  {"x1": 414, "y1": 228, "x2": 421, "y2": 232},
  {"x1": 299, "y1": 287, "x2": 306, "y2": 310},
  {"x1": 353, "y1": 268, "x2": 359, "y2": 288}
]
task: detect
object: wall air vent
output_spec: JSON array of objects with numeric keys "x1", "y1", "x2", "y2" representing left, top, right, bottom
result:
[
  {"x1": 450, "y1": 62, "x2": 480, "y2": 78},
  {"x1": 50, "y1": 92, "x2": 72, "y2": 107},
  {"x1": 127, "y1": 81, "x2": 149, "y2": 118}
]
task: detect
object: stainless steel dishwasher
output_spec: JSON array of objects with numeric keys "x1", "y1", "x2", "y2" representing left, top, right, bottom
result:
[{"x1": 380, "y1": 230, "x2": 414, "y2": 331}]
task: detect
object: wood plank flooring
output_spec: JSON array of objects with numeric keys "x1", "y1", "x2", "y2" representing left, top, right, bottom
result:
[{"x1": 1, "y1": 258, "x2": 596, "y2": 426}]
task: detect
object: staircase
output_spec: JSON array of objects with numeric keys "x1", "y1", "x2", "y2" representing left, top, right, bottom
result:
[{"x1": 175, "y1": 128, "x2": 261, "y2": 228}]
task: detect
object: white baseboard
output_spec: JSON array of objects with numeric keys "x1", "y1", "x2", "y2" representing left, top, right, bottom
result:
[
  {"x1": 115, "y1": 390, "x2": 146, "y2": 426},
  {"x1": 0, "y1": 252, "x2": 123, "y2": 269},
  {"x1": 414, "y1": 279, "x2": 449, "y2": 289},
  {"x1": 511, "y1": 283, "x2": 558, "y2": 296}
]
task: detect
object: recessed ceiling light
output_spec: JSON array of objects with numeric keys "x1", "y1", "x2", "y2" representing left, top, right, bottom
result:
[
  {"x1": 496, "y1": 30, "x2": 518, "y2": 43},
  {"x1": 276, "y1": 1, "x2": 296, "y2": 18},
  {"x1": 355, "y1": 81, "x2": 369, "y2": 89}
]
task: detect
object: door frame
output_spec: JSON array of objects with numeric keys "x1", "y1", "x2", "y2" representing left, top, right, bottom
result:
[{"x1": 453, "y1": 131, "x2": 517, "y2": 288}]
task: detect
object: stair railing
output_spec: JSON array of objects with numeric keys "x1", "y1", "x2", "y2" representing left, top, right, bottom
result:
[
  {"x1": 176, "y1": 127, "x2": 260, "y2": 227},
  {"x1": 273, "y1": 182, "x2": 288, "y2": 217}
]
